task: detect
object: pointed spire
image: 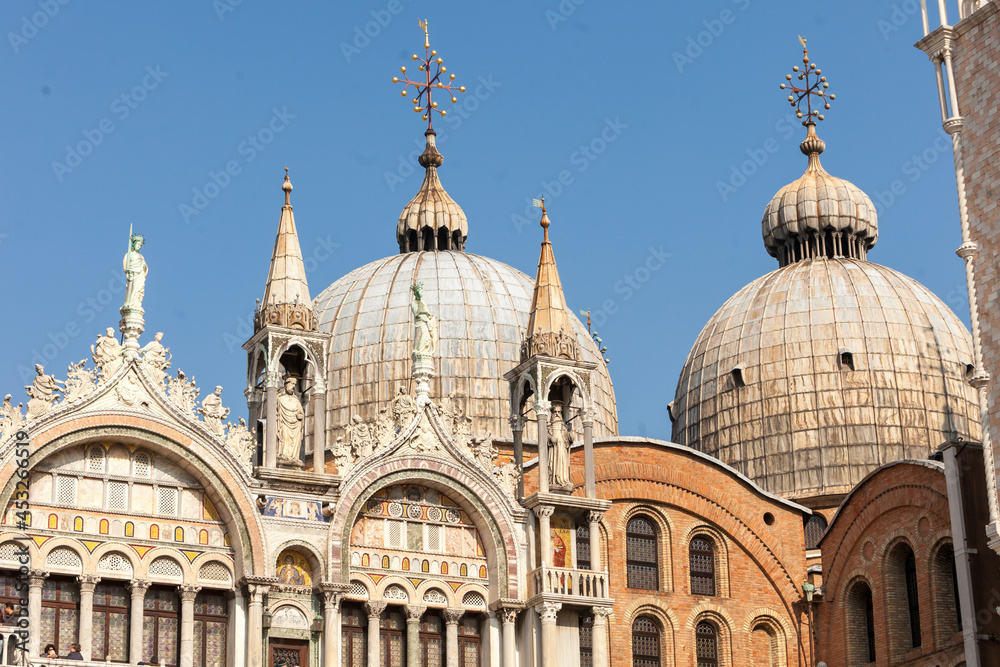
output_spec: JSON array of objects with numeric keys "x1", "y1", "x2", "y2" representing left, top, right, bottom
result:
[
  {"x1": 521, "y1": 200, "x2": 579, "y2": 362},
  {"x1": 256, "y1": 168, "x2": 317, "y2": 332}
]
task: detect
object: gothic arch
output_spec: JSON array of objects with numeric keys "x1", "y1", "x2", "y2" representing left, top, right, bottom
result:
[{"x1": 542, "y1": 368, "x2": 592, "y2": 407}]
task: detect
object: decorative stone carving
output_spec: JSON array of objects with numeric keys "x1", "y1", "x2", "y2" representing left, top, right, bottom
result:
[
  {"x1": 350, "y1": 415, "x2": 375, "y2": 459},
  {"x1": 411, "y1": 282, "x2": 438, "y2": 362},
  {"x1": 548, "y1": 405, "x2": 572, "y2": 488},
  {"x1": 0, "y1": 394, "x2": 24, "y2": 442},
  {"x1": 373, "y1": 407, "x2": 393, "y2": 448},
  {"x1": 178, "y1": 584, "x2": 202, "y2": 602},
  {"x1": 364, "y1": 601, "x2": 387, "y2": 618},
  {"x1": 92, "y1": 327, "x2": 124, "y2": 381},
  {"x1": 166, "y1": 370, "x2": 199, "y2": 413},
  {"x1": 224, "y1": 417, "x2": 255, "y2": 467},
  {"x1": 24, "y1": 364, "x2": 63, "y2": 420},
  {"x1": 140, "y1": 332, "x2": 171, "y2": 380},
  {"x1": 591, "y1": 606, "x2": 612, "y2": 623},
  {"x1": 521, "y1": 329, "x2": 579, "y2": 361},
  {"x1": 115, "y1": 371, "x2": 143, "y2": 408},
  {"x1": 122, "y1": 232, "x2": 147, "y2": 312},
  {"x1": 392, "y1": 386, "x2": 417, "y2": 428},
  {"x1": 443, "y1": 607, "x2": 464, "y2": 625},
  {"x1": 470, "y1": 432, "x2": 497, "y2": 470},
  {"x1": 501, "y1": 608, "x2": 519, "y2": 624},
  {"x1": 128, "y1": 579, "x2": 151, "y2": 597},
  {"x1": 493, "y1": 461, "x2": 520, "y2": 500},
  {"x1": 403, "y1": 603, "x2": 426, "y2": 619},
  {"x1": 441, "y1": 391, "x2": 472, "y2": 440},
  {"x1": 272, "y1": 605, "x2": 309, "y2": 628},
  {"x1": 587, "y1": 510, "x2": 604, "y2": 526},
  {"x1": 408, "y1": 415, "x2": 439, "y2": 452},
  {"x1": 276, "y1": 377, "x2": 304, "y2": 468},
  {"x1": 198, "y1": 385, "x2": 230, "y2": 436},
  {"x1": 423, "y1": 589, "x2": 447, "y2": 605},
  {"x1": 63, "y1": 360, "x2": 97, "y2": 403},
  {"x1": 332, "y1": 436, "x2": 353, "y2": 475},
  {"x1": 535, "y1": 601, "x2": 561, "y2": 623},
  {"x1": 533, "y1": 505, "x2": 554, "y2": 520}
]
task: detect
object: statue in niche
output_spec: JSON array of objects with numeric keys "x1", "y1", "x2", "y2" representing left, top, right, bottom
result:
[
  {"x1": 350, "y1": 415, "x2": 375, "y2": 459},
  {"x1": 0, "y1": 395, "x2": 24, "y2": 442},
  {"x1": 470, "y1": 432, "x2": 497, "y2": 470},
  {"x1": 198, "y1": 386, "x2": 229, "y2": 436},
  {"x1": 63, "y1": 360, "x2": 97, "y2": 403},
  {"x1": 140, "y1": 332, "x2": 171, "y2": 380},
  {"x1": 548, "y1": 405, "x2": 572, "y2": 488},
  {"x1": 410, "y1": 282, "x2": 438, "y2": 361},
  {"x1": 92, "y1": 328, "x2": 124, "y2": 380},
  {"x1": 24, "y1": 365, "x2": 63, "y2": 420},
  {"x1": 276, "y1": 377, "x2": 304, "y2": 467},
  {"x1": 122, "y1": 231, "x2": 148, "y2": 312},
  {"x1": 392, "y1": 386, "x2": 416, "y2": 427}
]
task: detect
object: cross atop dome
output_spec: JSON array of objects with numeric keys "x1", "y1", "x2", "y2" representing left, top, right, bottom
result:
[
  {"x1": 780, "y1": 36, "x2": 835, "y2": 125},
  {"x1": 392, "y1": 19, "x2": 466, "y2": 131}
]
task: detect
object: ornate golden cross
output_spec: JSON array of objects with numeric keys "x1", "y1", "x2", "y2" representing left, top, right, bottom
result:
[
  {"x1": 392, "y1": 19, "x2": 466, "y2": 130},
  {"x1": 780, "y1": 37, "x2": 836, "y2": 124}
]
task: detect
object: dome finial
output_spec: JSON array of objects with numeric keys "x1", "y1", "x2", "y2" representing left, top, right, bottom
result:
[
  {"x1": 534, "y1": 197, "x2": 550, "y2": 242},
  {"x1": 282, "y1": 167, "x2": 292, "y2": 206},
  {"x1": 392, "y1": 19, "x2": 466, "y2": 132},
  {"x1": 780, "y1": 37, "x2": 836, "y2": 125}
]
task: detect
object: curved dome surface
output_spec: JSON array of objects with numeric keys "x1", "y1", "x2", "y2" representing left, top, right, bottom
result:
[
  {"x1": 670, "y1": 258, "x2": 979, "y2": 500},
  {"x1": 314, "y1": 251, "x2": 618, "y2": 441}
]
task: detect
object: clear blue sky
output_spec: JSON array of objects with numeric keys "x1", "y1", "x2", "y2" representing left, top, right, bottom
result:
[{"x1": 0, "y1": 1, "x2": 967, "y2": 440}]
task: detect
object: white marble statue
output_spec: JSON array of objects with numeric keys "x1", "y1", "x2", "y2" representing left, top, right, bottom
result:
[
  {"x1": 442, "y1": 391, "x2": 472, "y2": 439},
  {"x1": 350, "y1": 415, "x2": 375, "y2": 459},
  {"x1": 494, "y1": 460, "x2": 520, "y2": 499},
  {"x1": 0, "y1": 394, "x2": 24, "y2": 442},
  {"x1": 92, "y1": 327, "x2": 123, "y2": 380},
  {"x1": 332, "y1": 436, "x2": 353, "y2": 474},
  {"x1": 276, "y1": 377, "x2": 304, "y2": 466},
  {"x1": 373, "y1": 407, "x2": 393, "y2": 448},
  {"x1": 122, "y1": 232, "x2": 148, "y2": 311},
  {"x1": 25, "y1": 365, "x2": 64, "y2": 420},
  {"x1": 392, "y1": 386, "x2": 416, "y2": 427},
  {"x1": 548, "y1": 405, "x2": 572, "y2": 488},
  {"x1": 198, "y1": 386, "x2": 229, "y2": 436},
  {"x1": 224, "y1": 417, "x2": 255, "y2": 467},
  {"x1": 470, "y1": 432, "x2": 497, "y2": 470},
  {"x1": 140, "y1": 332, "x2": 171, "y2": 380},
  {"x1": 411, "y1": 283, "x2": 438, "y2": 360},
  {"x1": 166, "y1": 370, "x2": 199, "y2": 413},
  {"x1": 64, "y1": 360, "x2": 97, "y2": 403}
]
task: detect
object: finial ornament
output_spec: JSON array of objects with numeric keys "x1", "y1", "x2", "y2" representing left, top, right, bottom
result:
[
  {"x1": 533, "y1": 198, "x2": 550, "y2": 241},
  {"x1": 779, "y1": 36, "x2": 836, "y2": 125},
  {"x1": 392, "y1": 19, "x2": 466, "y2": 129},
  {"x1": 283, "y1": 167, "x2": 292, "y2": 206}
]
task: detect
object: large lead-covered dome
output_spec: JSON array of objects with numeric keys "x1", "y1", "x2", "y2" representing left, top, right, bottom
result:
[{"x1": 314, "y1": 251, "x2": 618, "y2": 441}]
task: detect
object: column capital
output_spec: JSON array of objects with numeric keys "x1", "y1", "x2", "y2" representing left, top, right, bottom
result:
[
  {"x1": 265, "y1": 371, "x2": 282, "y2": 388},
  {"x1": 500, "y1": 607, "x2": 520, "y2": 625},
  {"x1": 534, "y1": 505, "x2": 555, "y2": 520},
  {"x1": 77, "y1": 574, "x2": 101, "y2": 592},
  {"x1": 365, "y1": 600, "x2": 387, "y2": 618},
  {"x1": 404, "y1": 604, "x2": 427, "y2": 621},
  {"x1": 581, "y1": 407, "x2": 596, "y2": 425},
  {"x1": 243, "y1": 580, "x2": 271, "y2": 604},
  {"x1": 508, "y1": 415, "x2": 523, "y2": 432},
  {"x1": 534, "y1": 601, "x2": 561, "y2": 624},
  {"x1": 129, "y1": 579, "x2": 151, "y2": 597},
  {"x1": 322, "y1": 589, "x2": 344, "y2": 610},
  {"x1": 178, "y1": 584, "x2": 202, "y2": 602},
  {"x1": 587, "y1": 510, "x2": 605, "y2": 525},
  {"x1": 443, "y1": 607, "x2": 464, "y2": 625},
  {"x1": 533, "y1": 401, "x2": 551, "y2": 418},
  {"x1": 28, "y1": 569, "x2": 49, "y2": 588},
  {"x1": 591, "y1": 607, "x2": 612, "y2": 624}
]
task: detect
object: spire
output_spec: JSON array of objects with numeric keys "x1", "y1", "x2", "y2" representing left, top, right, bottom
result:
[
  {"x1": 521, "y1": 200, "x2": 579, "y2": 361},
  {"x1": 256, "y1": 168, "x2": 317, "y2": 332}
]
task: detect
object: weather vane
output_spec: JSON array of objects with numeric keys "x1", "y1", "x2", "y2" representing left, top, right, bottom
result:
[
  {"x1": 392, "y1": 19, "x2": 466, "y2": 130},
  {"x1": 780, "y1": 36, "x2": 835, "y2": 125}
]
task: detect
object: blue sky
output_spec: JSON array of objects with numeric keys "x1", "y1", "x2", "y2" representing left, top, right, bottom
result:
[{"x1": 0, "y1": 1, "x2": 967, "y2": 440}]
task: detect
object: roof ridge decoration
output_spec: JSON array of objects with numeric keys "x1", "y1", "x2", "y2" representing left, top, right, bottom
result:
[
  {"x1": 762, "y1": 38, "x2": 878, "y2": 267},
  {"x1": 256, "y1": 168, "x2": 317, "y2": 332},
  {"x1": 521, "y1": 199, "x2": 579, "y2": 362},
  {"x1": 393, "y1": 20, "x2": 469, "y2": 253}
]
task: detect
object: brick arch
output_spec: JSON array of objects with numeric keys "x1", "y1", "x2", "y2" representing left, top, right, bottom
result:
[
  {"x1": 621, "y1": 600, "x2": 678, "y2": 667},
  {"x1": 2, "y1": 419, "x2": 265, "y2": 577},
  {"x1": 926, "y1": 536, "x2": 960, "y2": 647},
  {"x1": 329, "y1": 458, "x2": 522, "y2": 600},
  {"x1": 618, "y1": 503, "x2": 674, "y2": 592},
  {"x1": 683, "y1": 523, "x2": 731, "y2": 598},
  {"x1": 687, "y1": 605, "x2": 736, "y2": 667},
  {"x1": 742, "y1": 611, "x2": 789, "y2": 667}
]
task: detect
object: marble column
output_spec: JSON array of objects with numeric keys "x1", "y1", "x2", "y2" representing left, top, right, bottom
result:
[
  {"x1": 405, "y1": 604, "x2": 426, "y2": 667},
  {"x1": 535, "y1": 402, "x2": 551, "y2": 495},
  {"x1": 443, "y1": 608, "x2": 464, "y2": 667},
  {"x1": 510, "y1": 417, "x2": 524, "y2": 499},
  {"x1": 365, "y1": 601, "x2": 386, "y2": 667},
  {"x1": 178, "y1": 584, "x2": 201, "y2": 667},
  {"x1": 500, "y1": 608, "x2": 519, "y2": 667},
  {"x1": 77, "y1": 575, "x2": 100, "y2": 661},
  {"x1": 246, "y1": 583, "x2": 269, "y2": 667},
  {"x1": 587, "y1": 511, "x2": 603, "y2": 572},
  {"x1": 535, "y1": 602, "x2": 561, "y2": 667},
  {"x1": 128, "y1": 580, "x2": 150, "y2": 665},
  {"x1": 322, "y1": 589, "x2": 342, "y2": 667},
  {"x1": 591, "y1": 608, "x2": 611, "y2": 667},
  {"x1": 265, "y1": 371, "x2": 279, "y2": 468},
  {"x1": 226, "y1": 590, "x2": 245, "y2": 667},
  {"x1": 582, "y1": 409, "x2": 595, "y2": 498},
  {"x1": 27, "y1": 570, "x2": 48, "y2": 658},
  {"x1": 535, "y1": 506, "x2": 554, "y2": 568},
  {"x1": 313, "y1": 381, "x2": 327, "y2": 473}
]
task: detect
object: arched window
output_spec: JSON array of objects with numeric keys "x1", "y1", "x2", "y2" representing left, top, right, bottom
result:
[
  {"x1": 804, "y1": 514, "x2": 828, "y2": 550},
  {"x1": 458, "y1": 616, "x2": 481, "y2": 667},
  {"x1": 41, "y1": 577, "x2": 80, "y2": 656},
  {"x1": 689, "y1": 537, "x2": 715, "y2": 596},
  {"x1": 904, "y1": 550, "x2": 922, "y2": 647},
  {"x1": 695, "y1": 622, "x2": 718, "y2": 667},
  {"x1": 847, "y1": 581, "x2": 876, "y2": 664},
  {"x1": 631, "y1": 616, "x2": 660, "y2": 667},
  {"x1": 192, "y1": 591, "x2": 228, "y2": 667},
  {"x1": 342, "y1": 603, "x2": 368, "y2": 667},
  {"x1": 418, "y1": 611, "x2": 443, "y2": 667},
  {"x1": 626, "y1": 517, "x2": 658, "y2": 590},
  {"x1": 932, "y1": 543, "x2": 962, "y2": 635},
  {"x1": 92, "y1": 581, "x2": 129, "y2": 662},
  {"x1": 576, "y1": 524, "x2": 591, "y2": 570},
  {"x1": 380, "y1": 608, "x2": 406, "y2": 667}
]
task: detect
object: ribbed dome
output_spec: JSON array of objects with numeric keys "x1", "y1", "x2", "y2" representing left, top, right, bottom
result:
[
  {"x1": 762, "y1": 124, "x2": 878, "y2": 266},
  {"x1": 313, "y1": 251, "x2": 618, "y2": 442},
  {"x1": 670, "y1": 258, "x2": 979, "y2": 501}
]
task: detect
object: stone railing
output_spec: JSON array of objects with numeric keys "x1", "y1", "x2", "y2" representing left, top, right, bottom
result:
[
  {"x1": 529, "y1": 564, "x2": 610, "y2": 600},
  {"x1": 0, "y1": 629, "x2": 22, "y2": 666}
]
